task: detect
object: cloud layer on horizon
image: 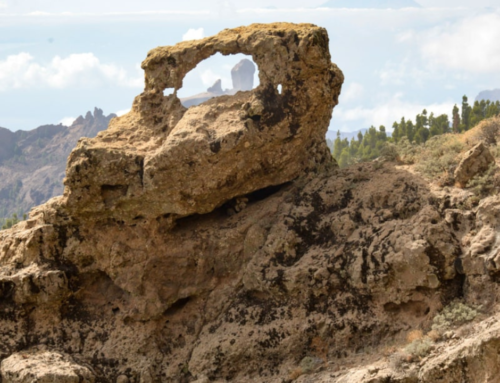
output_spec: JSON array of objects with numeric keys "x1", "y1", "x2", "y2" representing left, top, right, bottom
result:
[{"x1": 0, "y1": 53, "x2": 143, "y2": 91}]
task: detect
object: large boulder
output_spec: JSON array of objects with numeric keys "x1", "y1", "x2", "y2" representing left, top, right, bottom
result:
[
  {"x1": 62, "y1": 23, "x2": 343, "y2": 222},
  {"x1": 454, "y1": 142, "x2": 494, "y2": 187}
]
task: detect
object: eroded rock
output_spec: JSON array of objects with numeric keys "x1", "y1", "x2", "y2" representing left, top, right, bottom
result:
[
  {"x1": 454, "y1": 142, "x2": 494, "y2": 187},
  {"x1": 63, "y1": 23, "x2": 343, "y2": 222},
  {"x1": 2, "y1": 22, "x2": 500, "y2": 383}
]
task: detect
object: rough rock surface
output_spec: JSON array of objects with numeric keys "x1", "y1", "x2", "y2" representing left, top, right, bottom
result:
[
  {"x1": 63, "y1": 23, "x2": 342, "y2": 222},
  {"x1": 454, "y1": 142, "x2": 494, "y2": 187},
  {"x1": 2, "y1": 22, "x2": 500, "y2": 383},
  {"x1": 0, "y1": 108, "x2": 115, "y2": 220},
  {"x1": 1, "y1": 349, "x2": 95, "y2": 383},
  {"x1": 231, "y1": 59, "x2": 256, "y2": 91}
]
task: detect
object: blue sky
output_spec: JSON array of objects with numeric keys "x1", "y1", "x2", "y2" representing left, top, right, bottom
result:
[{"x1": 1, "y1": 0, "x2": 499, "y2": 134}]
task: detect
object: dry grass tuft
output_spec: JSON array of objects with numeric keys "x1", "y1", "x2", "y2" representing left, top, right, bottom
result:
[
  {"x1": 406, "y1": 329, "x2": 424, "y2": 344},
  {"x1": 426, "y1": 330, "x2": 441, "y2": 342}
]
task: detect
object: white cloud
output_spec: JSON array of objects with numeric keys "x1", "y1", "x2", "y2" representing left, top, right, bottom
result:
[
  {"x1": 182, "y1": 28, "x2": 204, "y2": 41},
  {"x1": 0, "y1": 1, "x2": 7, "y2": 9},
  {"x1": 59, "y1": 117, "x2": 76, "y2": 126},
  {"x1": 421, "y1": 13, "x2": 500, "y2": 73},
  {"x1": 200, "y1": 69, "x2": 220, "y2": 87},
  {"x1": 199, "y1": 69, "x2": 232, "y2": 90},
  {"x1": 333, "y1": 94, "x2": 454, "y2": 130},
  {"x1": 378, "y1": 57, "x2": 434, "y2": 86},
  {"x1": 0, "y1": 52, "x2": 143, "y2": 91},
  {"x1": 341, "y1": 82, "x2": 364, "y2": 102}
]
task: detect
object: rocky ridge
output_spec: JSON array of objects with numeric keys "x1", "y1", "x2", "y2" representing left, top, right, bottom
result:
[
  {"x1": 0, "y1": 108, "x2": 115, "y2": 220},
  {"x1": 0, "y1": 22, "x2": 500, "y2": 383}
]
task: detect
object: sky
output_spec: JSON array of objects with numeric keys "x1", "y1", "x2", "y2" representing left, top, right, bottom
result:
[{"x1": 0, "y1": 0, "x2": 500, "y2": 135}]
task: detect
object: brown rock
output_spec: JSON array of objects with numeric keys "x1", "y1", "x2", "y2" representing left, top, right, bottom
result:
[
  {"x1": 4, "y1": 22, "x2": 500, "y2": 383},
  {"x1": 63, "y1": 22, "x2": 343, "y2": 222},
  {"x1": 454, "y1": 142, "x2": 494, "y2": 187}
]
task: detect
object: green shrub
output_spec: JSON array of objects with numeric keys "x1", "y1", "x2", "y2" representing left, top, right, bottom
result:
[
  {"x1": 404, "y1": 338, "x2": 434, "y2": 358},
  {"x1": 432, "y1": 300, "x2": 478, "y2": 332},
  {"x1": 0, "y1": 212, "x2": 26, "y2": 230},
  {"x1": 380, "y1": 143, "x2": 399, "y2": 162},
  {"x1": 466, "y1": 163, "x2": 500, "y2": 197},
  {"x1": 394, "y1": 137, "x2": 421, "y2": 164},
  {"x1": 415, "y1": 135, "x2": 464, "y2": 179}
]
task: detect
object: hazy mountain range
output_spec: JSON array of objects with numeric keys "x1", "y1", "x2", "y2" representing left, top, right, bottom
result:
[
  {"x1": 0, "y1": 108, "x2": 115, "y2": 219},
  {"x1": 476, "y1": 89, "x2": 500, "y2": 102}
]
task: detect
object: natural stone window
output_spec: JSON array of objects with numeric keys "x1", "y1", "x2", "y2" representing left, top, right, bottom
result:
[{"x1": 176, "y1": 53, "x2": 259, "y2": 108}]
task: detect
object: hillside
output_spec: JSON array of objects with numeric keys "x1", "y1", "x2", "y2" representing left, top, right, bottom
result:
[
  {"x1": 0, "y1": 108, "x2": 115, "y2": 222},
  {"x1": 2, "y1": 23, "x2": 500, "y2": 383}
]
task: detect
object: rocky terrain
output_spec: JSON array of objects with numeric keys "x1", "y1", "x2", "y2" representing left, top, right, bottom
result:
[
  {"x1": 1, "y1": 22, "x2": 500, "y2": 383},
  {"x1": 0, "y1": 109, "x2": 115, "y2": 221}
]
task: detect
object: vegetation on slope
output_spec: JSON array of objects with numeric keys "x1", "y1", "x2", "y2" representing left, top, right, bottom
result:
[{"x1": 333, "y1": 96, "x2": 500, "y2": 168}]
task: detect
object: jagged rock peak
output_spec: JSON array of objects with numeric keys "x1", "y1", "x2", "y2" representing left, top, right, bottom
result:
[
  {"x1": 231, "y1": 58, "x2": 256, "y2": 91},
  {"x1": 63, "y1": 22, "x2": 344, "y2": 222},
  {"x1": 207, "y1": 79, "x2": 224, "y2": 95}
]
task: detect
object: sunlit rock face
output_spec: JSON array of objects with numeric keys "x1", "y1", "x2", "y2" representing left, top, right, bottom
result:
[
  {"x1": 8, "y1": 21, "x2": 500, "y2": 383},
  {"x1": 63, "y1": 22, "x2": 344, "y2": 222}
]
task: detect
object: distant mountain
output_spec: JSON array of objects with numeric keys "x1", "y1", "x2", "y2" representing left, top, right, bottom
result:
[
  {"x1": 476, "y1": 89, "x2": 500, "y2": 102},
  {"x1": 319, "y1": 0, "x2": 421, "y2": 9},
  {"x1": 0, "y1": 108, "x2": 115, "y2": 220}
]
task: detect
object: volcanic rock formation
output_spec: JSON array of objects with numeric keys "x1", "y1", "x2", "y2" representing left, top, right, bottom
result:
[
  {"x1": 64, "y1": 24, "x2": 342, "y2": 222},
  {"x1": 231, "y1": 59, "x2": 256, "y2": 91},
  {"x1": 1, "y1": 22, "x2": 500, "y2": 383}
]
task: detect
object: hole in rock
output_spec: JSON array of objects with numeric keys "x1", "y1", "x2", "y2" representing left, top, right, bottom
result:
[
  {"x1": 163, "y1": 88, "x2": 174, "y2": 97},
  {"x1": 177, "y1": 53, "x2": 260, "y2": 108},
  {"x1": 277, "y1": 84, "x2": 282, "y2": 94}
]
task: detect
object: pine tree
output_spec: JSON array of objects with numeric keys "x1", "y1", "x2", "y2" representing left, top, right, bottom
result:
[
  {"x1": 452, "y1": 104, "x2": 460, "y2": 133},
  {"x1": 460, "y1": 95, "x2": 472, "y2": 131}
]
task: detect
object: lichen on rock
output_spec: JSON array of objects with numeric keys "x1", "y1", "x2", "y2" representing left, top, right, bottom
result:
[
  {"x1": 2, "y1": 22, "x2": 500, "y2": 383},
  {"x1": 63, "y1": 22, "x2": 343, "y2": 222}
]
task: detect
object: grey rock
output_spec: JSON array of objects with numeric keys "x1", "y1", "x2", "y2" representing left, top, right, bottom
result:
[{"x1": 231, "y1": 59, "x2": 256, "y2": 91}]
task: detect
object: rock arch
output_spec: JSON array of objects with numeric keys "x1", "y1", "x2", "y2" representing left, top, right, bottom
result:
[{"x1": 63, "y1": 23, "x2": 344, "y2": 222}]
